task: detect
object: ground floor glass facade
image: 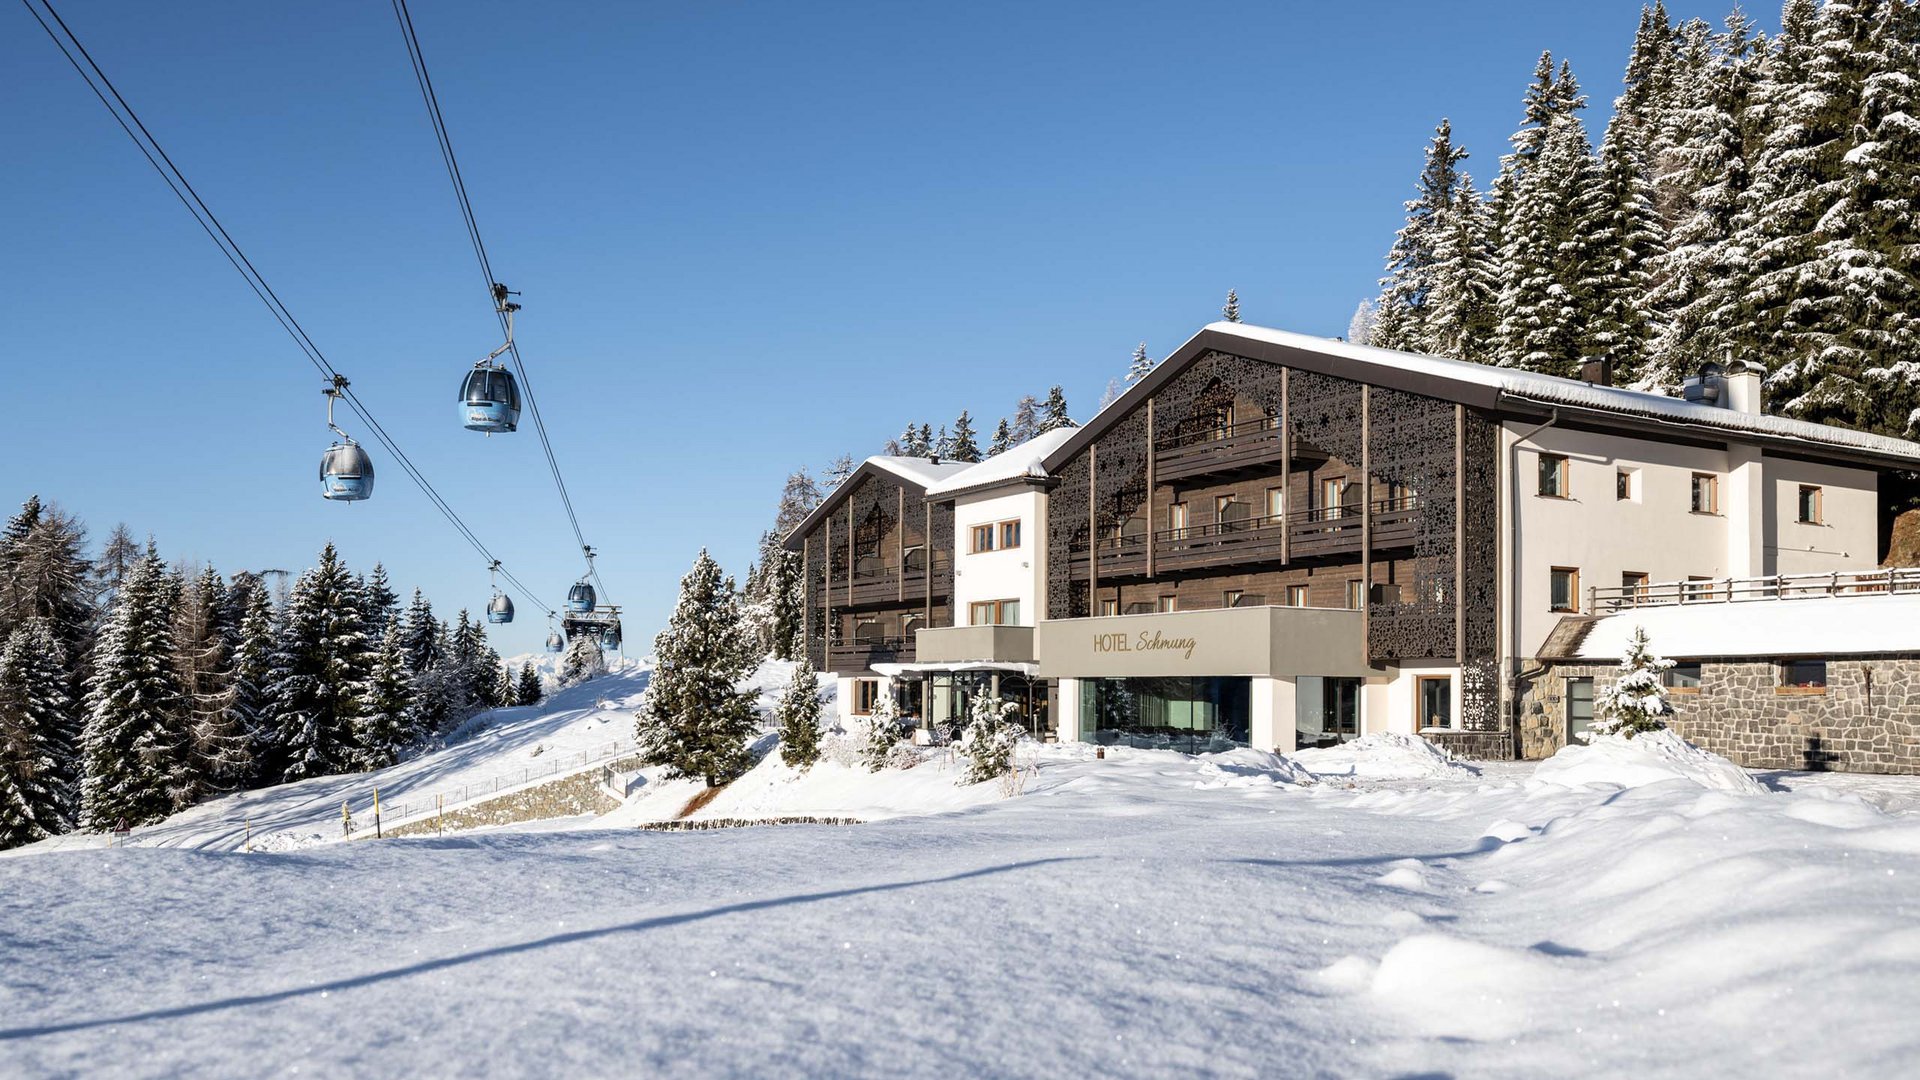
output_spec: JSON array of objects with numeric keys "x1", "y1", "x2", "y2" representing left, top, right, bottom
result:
[{"x1": 1078, "y1": 676, "x2": 1250, "y2": 753}]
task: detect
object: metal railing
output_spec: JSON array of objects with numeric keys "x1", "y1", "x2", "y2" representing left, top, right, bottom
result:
[
  {"x1": 1074, "y1": 496, "x2": 1420, "y2": 553},
  {"x1": 1588, "y1": 567, "x2": 1920, "y2": 612}
]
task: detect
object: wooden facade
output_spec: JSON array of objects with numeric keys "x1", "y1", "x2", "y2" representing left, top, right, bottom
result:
[{"x1": 795, "y1": 465, "x2": 955, "y2": 676}]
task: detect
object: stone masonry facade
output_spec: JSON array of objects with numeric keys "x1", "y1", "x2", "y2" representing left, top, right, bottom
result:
[{"x1": 1520, "y1": 657, "x2": 1920, "y2": 774}]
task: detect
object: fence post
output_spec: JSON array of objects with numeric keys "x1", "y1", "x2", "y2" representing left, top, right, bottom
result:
[{"x1": 373, "y1": 786, "x2": 382, "y2": 840}]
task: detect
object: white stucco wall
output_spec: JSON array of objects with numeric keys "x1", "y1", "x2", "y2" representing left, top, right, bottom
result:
[
  {"x1": 1376, "y1": 664, "x2": 1461, "y2": 735},
  {"x1": 1763, "y1": 456, "x2": 1879, "y2": 576},
  {"x1": 951, "y1": 488, "x2": 1046, "y2": 626},
  {"x1": 1249, "y1": 677, "x2": 1296, "y2": 752}
]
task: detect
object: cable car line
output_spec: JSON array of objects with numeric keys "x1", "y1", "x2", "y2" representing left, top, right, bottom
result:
[
  {"x1": 388, "y1": 0, "x2": 611, "y2": 605},
  {"x1": 22, "y1": 0, "x2": 556, "y2": 618}
]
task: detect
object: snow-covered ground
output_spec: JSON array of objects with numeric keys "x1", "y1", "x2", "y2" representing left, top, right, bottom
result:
[{"x1": 5, "y1": 726, "x2": 1920, "y2": 1077}]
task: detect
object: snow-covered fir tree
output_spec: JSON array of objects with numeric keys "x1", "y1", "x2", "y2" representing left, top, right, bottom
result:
[
  {"x1": 398, "y1": 588, "x2": 440, "y2": 677},
  {"x1": 1221, "y1": 289, "x2": 1241, "y2": 322},
  {"x1": 80, "y1": 548, "x2": 184, "y2": 829},
  {"x1": 1422, "y1": 171, "x2": 1500, "y2": 362},
  {"x1": 1347, "y1": 300, "x2": 1378, "y2": 346},
  {"x1": 958, "y1": 692, "x2": 1022, "y2": 786},
  {"x1": 949, "y1": 410, "x2": 982, "y2": 463},
  {"x1": 228, "y1": 581, "x2": 279, "y2": 783},
  {"x1": 559, "y1": 633, "x2": 605, "y2": 687},
  {"x1": 354, "y1": 622, "x2": 413, "y2": 770},
  {"x1": 987, "y1": 416, "x2": 1014, "y2": 456},
  {"x1": 1584, "y1": 109, "x2": 1666, "y2": 380},
  {"x1": 858, "y1": 689, "x2": 903, "y2": 771},
  {"x1": 1036, "y1": 386, "x2": 1074, "y2": 432},
  {"x1": 762, "y1": 541, "x2": 804, "y2": 662},
  {"x1": 1373, "y1": 118, "x2": 1470, "y2": 353},
  {"x1": 361, "y1": 563, "x2": 399, "y2": 639},
  {"x1": 934, "y1": 425, "x2": 952, "y2": 458},
  {"x1": 775, "y1": 660, "x2": 822, "y2": 768},
  {"x1": 493, "y1": 660, "x2": 516, "y2": 711},
  {"x1": 898, "y1": 423, "x2": 929, "y2": 458},
  {"x1": 1590, "y1": 626, "x2": 1676, "y2": 739},
  {"x1": 0, "y1": 497, "x2": 94, "y2": 677},
  {"x1": 1126, "y1": 341, "x2": 1155, "y2": 385},
  {"x1": 516, "y1": 662, "x2": 543, "y2": 706},
  {"x1": 635, "y1": 549, "x2": 757, "y2": 787},
  {"x1": 822, "y1": 454, "x2": 855, "y2": 491},
  {"x1": 176, "y1": 565, "x2": 247, "y2": 801},
  {"x1": 774, "y1": 470, "x2": 824, "y2": 535},
  {"x1": 1009, "y1": 395, "x2": 1041, "y2": 444},
  {"x1": 91, "y1": 523, "x2": 139, "y2": 611},
  {"x1": 0, "y1": 619, "x2": 77, "y2": 847},
  {"x1": 272, "y1": 544, "x2": 371, "y2": 782}
]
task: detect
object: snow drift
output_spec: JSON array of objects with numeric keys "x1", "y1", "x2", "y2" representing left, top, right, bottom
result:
[{"x1": 1532, "y1": 729, "x2": 1765, "y2": 794}]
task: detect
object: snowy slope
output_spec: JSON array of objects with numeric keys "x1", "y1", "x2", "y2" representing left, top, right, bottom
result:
[{"x1": 4, "y1": 750, "x2": 1920, "y2": 1077}]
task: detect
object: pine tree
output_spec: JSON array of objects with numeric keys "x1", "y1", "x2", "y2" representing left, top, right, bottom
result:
[
  {"x1": 1422, "y1": 172, "x2": 1500, "y2": 361},
  {"x1": 80, "y1": 548, "x2": 184, "y2": 829},
  {"x1": 494, "y1": 660, "x2": 516, "y2": 710},
  {"x1": 1374, "y1": 118, "x2": 1470, "y2": 353},
  {"x1": 176, "y1": 565, "x2": 247, "y2": 802},
  {"x1": 559, "y1": 634, "x2": 604, "y2": 687},
  {"x1": 1221, "y1": 289, "x2": 1241, "y2": 322},
  {"x1": 399, "y1": 589, "x2": 440, "y2": 676},
  {"x1": 1855, "y1": 0, "x2": 1920, "y2": 435},
  {"x1": 934, "y1": 425, "x2": 952, "y2": 458},
  {"x1": 92, "y1": 524, "x2": 139, "y2": 611},
  {"x1": 949, "y1": 410, "x2": 982, "y2": 463},
  {"x1": 774, "y1": 470, "x2": 825, "y2": 535},
  {"x1": 898, "y1": 424, "x2": 927, "y2": 457},
  {"x1": 1009, "y1": 396, "x2": 1041, "y2": 443},
  {"x1": 516, "y1": 663, "x2": 543, "y2": 706},
  {"x1": 918, "y1": 423, "x2": 934, "y2": 456},
  {"x1": 1584, "y1": 110, "x2": 1666, "y2": 380},
  {"x1": 1126, "y1": 341, "x2": 1155, "y2": 385},
  {"x1": 272, "y1": 544, "x2": 371, "y2": 782},
  {"x1": 228, "y1": 581, "x2": 279, "y2": 784},
  {"x1": 0, "y1": 619, "x2": 77, "y2": 847},
  {"x1": 635, "y1": 550, "x2": 757, "y2": 787},
  {"x1": 1036, "y1": 385, "x2": 1074, "y2": 432},
  {"x1": 0, "y1": 496, "x2": 44, "y2": 636},
  {"x1": 762, "y1": 542, "x2": 804, "y2": 661},
  {"x1": 354, "y1": 623, "x2": 414, "y2": 770},
  {"x1": 775, "y1": 661, "x2": 822, "y2": 768},
  {"x1": 362, "y1": 563, "x2": 399, "y2": 639},
  {"x1": 822, "y1": 454, "x2": 855, "y2": 491},
  {"x1": 1494, "y1": 62, "x2": 1601, "y2": 377},
  {"x1": 1590, "y1": 626, "x2": 1676, "y2": 738},
  {"x1": 988, "y1": 417, "x2": 1014, "y2": 456}
]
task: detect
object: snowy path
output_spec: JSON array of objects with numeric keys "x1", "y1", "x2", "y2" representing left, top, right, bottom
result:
[{"x1": 4, "y1": 752, "x2": 1920, "y2": 1077}]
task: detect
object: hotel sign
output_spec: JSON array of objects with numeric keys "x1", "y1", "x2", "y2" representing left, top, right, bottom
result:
[{"x1": 1091, "y1": 630, "x2": 1198, "y2": 661}]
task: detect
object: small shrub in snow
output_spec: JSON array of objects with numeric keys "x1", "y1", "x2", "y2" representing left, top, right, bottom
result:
[
  {"x1": 885, "y1": 741, "x2": 924, "y2": 770},
  {"x1": 957, "y1": 694, "x2": 1023, "y2": 786},
  {"x1": 1590, "y1": 626, "x2": 1675, "y2": 740},
  {"x1": 776, "y1": 662, "x2": 823, "y2": 769},
  {"x1": 858, "y1": 691, "x2": 908, "y2": 772}
]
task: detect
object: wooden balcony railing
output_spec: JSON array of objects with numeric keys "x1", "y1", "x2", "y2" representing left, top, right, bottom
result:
[
  {"x1": 1069, "y1": 496, "x2": 1419, "y2": 577},
  {"x1": 1154, "y1": 417, "x2": 1327, "y2": 483},
  {"x1": 1588, "y1": 567, "x2": 1920, "y2": 613},
  {"x1": 827, "y1": 636, "x2": 914, "y2": 671},
  {"x1": 839, "y1": 550, "x2": 952, "y2": 606}
]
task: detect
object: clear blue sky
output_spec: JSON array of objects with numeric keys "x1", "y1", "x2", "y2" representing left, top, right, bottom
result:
[{"x1": 3, "y1": 1, "x2": 1766, "y2": 654}]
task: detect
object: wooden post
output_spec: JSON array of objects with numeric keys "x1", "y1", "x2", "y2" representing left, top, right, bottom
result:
[
  {"x1": 824, "y1": 515, "x2": 833, "y2": 664},
  {"x1": 847, "y1": 499, "x2": 856, "y2": 606},
  {"x1": 373, "y1": 786, "x2": 382, "y2": 839},
  {"x1": 924, "y1": 501, "x2": 934, "y2": 626},
  {"x1": 244, "y1": 818, "x2": 252, "y2": 853},
  {"x1": 436, "y1": 794, "x2": 444, "y2": 837},
  {"x1": 801, "y1": 538, "x2": 811, "y2": 663},
  {"x1": 1146, "y1": 398, "x2": 1156, "y2": 580},
  {"x1": 1360, "y1": 386, "x2": 1372, "y2": 656},
  {"x1": 1280, "y1": 368, "x2": 1292, "y2": 566},
  {"x1": 1454, "y1": 403, "x2": 1465, "y2": 663},
  {"x1": 897, "y1": 486, "x2": 906, "y2": 602},
  {"x1": 1088, "y1": 444, "x2": 1099, "y2": 613}
]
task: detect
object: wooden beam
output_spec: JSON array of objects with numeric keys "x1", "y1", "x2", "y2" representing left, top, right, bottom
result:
[
  {"x1": 1280, "y1": 367, "x2": 1291, "y2": 566},
  {"x1": 801, "y1": 536, "x2": 811, "y2": 664},
  {"x1": 1455, "y1": 403, "x2": 1466, "y2": 664},
  {"x1": 846, "y1": 498, "x2": 855, "y2": 606},
  {"x1": 1088, "y1": 444, "x2": 1099, "y2": 613},
  {"x1": 897, "y1": 485, "x2": 906, "y2": 603},
  {"x1": 1146, "y1": 398, "x2": 1156, "y2": 580},
  {"x1": 823, "y1": 516, "x2": 833, "y2": 667},
  {"x1": 1361, "y1": 385, "x2": 1371, "y2": 659},
  {"x1": 925, "y1": 501, "x2": 934, "y2": 625}
]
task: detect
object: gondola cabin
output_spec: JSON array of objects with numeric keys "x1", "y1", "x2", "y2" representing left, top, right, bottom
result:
[
  {"x1": 461, "y1": 363, "x2": 521, "y2": 433},
  {"x1": 487, "y1": 592, "x2": 514, "y2": 624},
  {"x1": 319, "y1": 440, "x2": 375, "y2": 501},
  {"x1": 566, "y1": 581, "x2": 596, "y2": 613}
]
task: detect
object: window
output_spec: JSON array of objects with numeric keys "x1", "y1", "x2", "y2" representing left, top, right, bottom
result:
[
  {"x1": 1622, "y1": 571, "x2": 1649, "y2": 601},
  {"x1": 1285, "y1": 585, "x2": 1309, "y2": 607},
  {"x1": 1780, "y1": 660, "x2": 1828, "y2": 691},
  {"x1": 1321, "y1": 477, "x2": 1347, "y2": 518},
  {"x1": 970, "y1": 524, "x2": 996, "y2": 553},
  {"x1": 1566, "y1": 677, "x2": 1595, "y2": 742},
  {"x1": 1684, "y1": 575, "x2": 1716, "y2": 602},
  {"x1": 1417, "y1": 676, "x2": 1453, "y2": 730},
  {"x1": 1345, "y1": 580, "x2": 1364, "y2": 609},
  {"x1": 1100, "y1": 598, "x2": 1119, "y2": 617},
  {"x1": 969, "y1": 599, "x2": 1020, "y2": 626},
  {"x1": 1266, "y1": 487, "x2": 1286, "y2": 521},
  {"x1": 1000, "y1": 519, "x2": 1022, "y2": 549},
  {"x1": 970, "y1": 520, "x2": 1020, "y2": 553},
  {"x1": 1168, "y1": 502, "x2": 1189, "y2": 538},
  {"x1": 1538, "y1": 454, "x2": 1570, "y2": 498},
  {"x1": 1216, "y1": 495, "x2": 1249, "y2": 532},
  {"x1": 1224, "y1": 589, "x2": 1243, "y2": 609},
  {"x1": 1616, "y1": 468, "x2": 1635, "y2": 501},
  {"x1": 1691, "y1": 472, "x2": 1719, "y2": 514},
  {"x1": 1797, "y1": 485, "x2": 1823, "y2": 525},
  {"x1": 853, "y1": 679, "x2": 882, "y2": 716},
  {"x1": 1158, "y1": 595, "x2": 1178, "y2": 613},
  {"x1": 1549, "y1": 567, "x2": 1581, "y2": 612},
  {"x1": 1665, "y1": 662, "x2": 1702, "y2": 694}
]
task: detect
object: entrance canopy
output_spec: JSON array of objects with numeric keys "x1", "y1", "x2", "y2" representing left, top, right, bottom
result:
[{"x1": 871, "y1": 660, "x2": 1043, "y2": 679}]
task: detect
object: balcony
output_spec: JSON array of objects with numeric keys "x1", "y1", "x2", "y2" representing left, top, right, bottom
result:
[
  {"x1": 1154, "y1": 417, "x2": 1328, "y2": 484},
  {"x1": 827, "y1": 635, "x2": 914, "y2": 673},
  {"x1": 1068, "y1": 496, "x2": 1420, "y2": 578},
  {"x1": 839, "y1": 549, "x2": 952, "y2": 607}
]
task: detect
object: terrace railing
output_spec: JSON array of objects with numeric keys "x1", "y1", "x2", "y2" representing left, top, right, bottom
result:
[{"x1": 1587, "y1": 567, "x2": 1920, "y2": 613}]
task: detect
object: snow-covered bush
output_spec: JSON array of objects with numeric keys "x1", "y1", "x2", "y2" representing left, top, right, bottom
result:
[
  {"x1": 957, "y1": 693, "x2": 1023, "y2": 786},
  {"x1": 776, "y1": 662, "x2": 823, "y2": 769},
  {"x1": 1589, "y1": 626, "x2": 1675, "y2": 739},
  {"x1": 858, "y1": 690, "x2": 908, "y2": 772}
]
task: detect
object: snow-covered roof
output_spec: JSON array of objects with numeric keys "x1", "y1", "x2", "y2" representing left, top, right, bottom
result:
[
  {"x1": 924, "y1": 428, "x2": 1078, "y2": 498},
  {"x1": 1572, "y1": 595, "x2": 1920, "y2": 660},
  {"x1": 866, "y1": 455, "x2": 973, "y2": 487},
  {"x1": 1193, "y1": 323, "x2": 1920, "y2": 463}
]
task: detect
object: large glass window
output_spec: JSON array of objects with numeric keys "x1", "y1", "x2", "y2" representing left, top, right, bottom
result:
[
  {"x1": 1080, "y1": 677, "x2": 1250, "y2": 753},
  {"x1": 1295, "y1": 676, "x2": 1360, "y2": 748},
  {"x1": 1417, "y1": 676, "x2": 1453, "y2": 730},
  {"x1": 1781, "y1": 660, "x2": 1827, "y2": 689}
]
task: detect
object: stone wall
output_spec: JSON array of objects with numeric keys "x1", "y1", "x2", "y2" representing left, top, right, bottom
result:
[
  {"x1": 1423, "y1": 729, "x2": 1516, "y2": 761},
  {"x1": 1520, "y1": 657, "x2": 1920, "y2": 773}
]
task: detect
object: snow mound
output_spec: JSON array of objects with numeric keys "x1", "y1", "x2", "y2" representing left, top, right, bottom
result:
[
  {"x1": 1287, "y1": 733, "x2": 1472, "y2": 781},
  {"x1": 1191, "y1": 747, "x2": 1314, "y2": 789},
  {"x1": 1371, "y1": 933, "x2": 1563, "y2": 1040},
  {"x1": 1533, "y1": 729, "x2": 1765, "y2": 795}
]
